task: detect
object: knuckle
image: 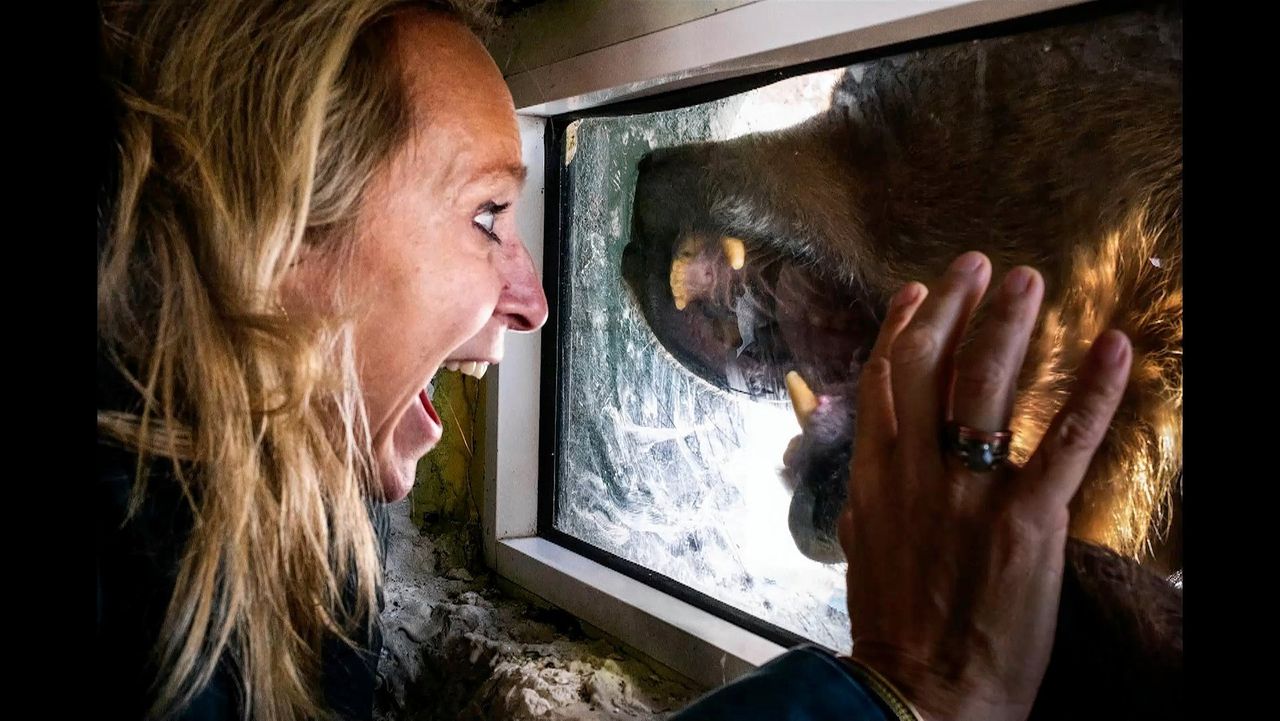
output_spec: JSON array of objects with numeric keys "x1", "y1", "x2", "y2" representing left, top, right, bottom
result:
[
  {"x1": 1092, "y1": 371, "x2": 1129, "y2": 401},
  {"x1": 1052, "y1": 405, "x2": 1108, "y2": 456},
  {"x1": 992, "y1": 288, "x2": 1034, "y2": 323},
  {"x1": 953, "y1": 356, "x2": 1009, "y2": 401},
  {"x1": 892, "y1": 327, "x2": 939, "y2": 366},
  {"x1": 993, "y1": 501, "x2": 1056, "y2": 560}
]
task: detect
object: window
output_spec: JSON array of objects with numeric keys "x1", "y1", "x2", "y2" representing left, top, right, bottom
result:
[
  {"x1": 547, "y1": 67, "x2": 853, "y2": 652},
  {"x1": 484, "y1": 0, "x2": 1177, "y2": 688}
]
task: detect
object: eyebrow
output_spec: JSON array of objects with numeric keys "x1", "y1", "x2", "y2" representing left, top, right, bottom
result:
[{"x1": 465, "y1": 162, "x2": 528, "y2": 187}]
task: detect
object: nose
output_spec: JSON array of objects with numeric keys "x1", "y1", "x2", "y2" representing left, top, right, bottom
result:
[{"x1": 496, "y1": 240, "x2": 549, "y2": 332}]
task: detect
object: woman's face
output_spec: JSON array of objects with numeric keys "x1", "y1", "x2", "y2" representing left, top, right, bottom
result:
[{"x1": 336, "y1": 13, "x2": 547, "y2": 501}]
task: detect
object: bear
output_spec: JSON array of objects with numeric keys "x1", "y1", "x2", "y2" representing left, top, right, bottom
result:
[
  {"x1": 620, "y1": 3, "x2": 1182, "y2": 717},
  {"x1": 622, "y1": 0, "x2": 1182, "y2": 575}
]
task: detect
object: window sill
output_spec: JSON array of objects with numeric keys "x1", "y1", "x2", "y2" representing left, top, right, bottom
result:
[{"x1": 494, "y1": 536, "x2": 786, "y2": 689}]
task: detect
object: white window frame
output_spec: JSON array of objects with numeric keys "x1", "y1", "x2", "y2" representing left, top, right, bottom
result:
[{"x1": 482, "y1": 0, "x2": 1092, "y2": 688}]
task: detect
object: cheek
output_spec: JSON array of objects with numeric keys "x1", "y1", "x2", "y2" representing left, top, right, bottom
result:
[
  {"x1": 405, "y1": 250, "x2": 504, "y2": 344},
  {"x1": 352, "y1": 228, "x2": 504, "y2": 387}
]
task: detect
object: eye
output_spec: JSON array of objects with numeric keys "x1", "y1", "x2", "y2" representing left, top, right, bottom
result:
[{"x1": 473, "y1": 201, "x2": 509, "y2": 244}]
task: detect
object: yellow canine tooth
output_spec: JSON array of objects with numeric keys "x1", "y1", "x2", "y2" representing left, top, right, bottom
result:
[
  {"x1": 670, "y1": 256, "x2": 689, "y2": 310},
  {"x1": 721, "y1": 236, "x2": 746, "y2": 270},
  {"x1": 785, "y1": 370, "x2": 818, "y2": 428}
]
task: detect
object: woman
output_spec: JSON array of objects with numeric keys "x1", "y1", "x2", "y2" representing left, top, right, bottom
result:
[
  {"x1": 97, "y1": 2, "x2": 543, "y2": 718},
  {"x1": 96, "y1": 2, "x2": 1140, "y2": 720}
]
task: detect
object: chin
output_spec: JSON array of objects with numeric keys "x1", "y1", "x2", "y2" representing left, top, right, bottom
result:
[{"x1": 375, "y1": 457, "x2": 419, "y2": 502}]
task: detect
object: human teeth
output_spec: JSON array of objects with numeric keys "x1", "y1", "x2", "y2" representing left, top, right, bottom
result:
[
  {"x1": 785, "y1": 370, "x2": 818, "y2": 428},
  {"x1": 445, "y1": 361, "x2": 490, "y2": 380},
  {"x1": 721, "y1": 236, "x2": 746, "y2": 270}
]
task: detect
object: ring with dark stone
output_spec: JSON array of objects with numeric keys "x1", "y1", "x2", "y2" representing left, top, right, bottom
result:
[{"x1": 944, "y1": 421, "x2": 1012, "y2": 472}]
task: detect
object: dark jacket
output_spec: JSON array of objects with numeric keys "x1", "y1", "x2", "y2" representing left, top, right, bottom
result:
[
  {"x1": 673, "y1": 646, "x2": 890, "y2": 721},
  {"x1": 95, "y1": 386, "x2": 386, "y2": 721}
]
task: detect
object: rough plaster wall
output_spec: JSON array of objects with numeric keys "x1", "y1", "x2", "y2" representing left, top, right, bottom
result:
[
  {"x1": 409, "y1": 373, "x2": 487, "y2": 529},
  {"x1": 376, "y1": 372, "x2": 702, "y2": 720},
  {"x1": 375, "y1": 498, "x2": 701, "y2": 720}
]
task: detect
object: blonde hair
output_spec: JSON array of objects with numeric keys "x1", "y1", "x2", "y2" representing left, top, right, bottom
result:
[{"x1": 97, "y1": 1, "x2": 490, "y2": 719}]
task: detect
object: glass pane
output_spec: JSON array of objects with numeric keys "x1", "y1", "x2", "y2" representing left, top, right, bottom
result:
[
  {"x1": 551, "y1": 3, "x2": 1181, "y2": 653},
  {"x1": 553, "y1": 68, "x2": 854, "y2": 651}
]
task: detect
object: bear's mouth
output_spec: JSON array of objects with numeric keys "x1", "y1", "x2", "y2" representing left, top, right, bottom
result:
[
  {"x1": 619, "y1": 222, "x2": 880, "y2": 417},
  {"x1": 621, "y1": 227, "x2": 881, "y2": 406},
  {"x1": 621, "y1": 152, "x2": 887, "y2": 564},
  {"x1": 616, "y1": 145, "x2": 890, "y2": 563}
]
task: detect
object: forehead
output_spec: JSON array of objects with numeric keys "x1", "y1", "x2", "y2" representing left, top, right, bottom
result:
[{"x1": 392, "y1": 12, "x2": 521, "y2": 170}]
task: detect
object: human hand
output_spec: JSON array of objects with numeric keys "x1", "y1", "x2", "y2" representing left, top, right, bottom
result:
[{"x1": 839, "y1": 252, "x2": 1133, "y2": 721}]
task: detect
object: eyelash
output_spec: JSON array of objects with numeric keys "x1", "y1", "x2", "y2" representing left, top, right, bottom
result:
[{"x1": 472, "y1": 201, "x2": 510, "y2": 245}]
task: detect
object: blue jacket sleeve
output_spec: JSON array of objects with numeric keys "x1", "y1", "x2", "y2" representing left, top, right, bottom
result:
[{"x1": 670, "y1": 645, "x2": 892, "y2": 721}]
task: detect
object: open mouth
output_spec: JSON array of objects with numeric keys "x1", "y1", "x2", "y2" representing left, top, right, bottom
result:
[
  {"x1": 422, "y1": 356, "x2": 496, "y2": 436},
  {"x1": 622, "y1": 228, "x2": 880, "y2": 404},
  {"x1": 621, "y1": 152, "x2": 886, "y2": 564},
  {"x1": 420, "y1": 387, "x2": 443, "y2": 428}
]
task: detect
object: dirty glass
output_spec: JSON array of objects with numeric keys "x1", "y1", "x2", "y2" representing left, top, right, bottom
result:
[{"x1": 551, "y1": 69, "x2": 853, "y2": 651}]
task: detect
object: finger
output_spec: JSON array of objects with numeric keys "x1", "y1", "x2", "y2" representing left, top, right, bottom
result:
[
  {"x1": 950, "y1": 266, "x2": 1044, "y2": 432},
  {"x1": 854, "y1": 283, "x2": 927, "y2": 456},
  {"x1": 850, "y1": 356, "x2": 895, "y2": 493},
  {"x1": 869, "y1": 281, "x2": 928, "y2": 362},
  {"x1": 890, "y1": 252, "x2": 991, "y2": 463},
  {"x1": 1018, "y1": 330, "x2": 1132, "y2": 512}
]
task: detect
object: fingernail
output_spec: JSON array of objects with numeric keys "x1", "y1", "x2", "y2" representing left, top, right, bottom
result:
[
  {"x1": 1003, "y1": 267, "x2": 1035, "y2": 297},
  {"x1": 1095, "y1": 331, "x2": 1128, "y2": 366},
  {"x1": 892, "y1": 283, "x2": 921, "y2": 308},
  {"x1": 950, "y1": 252, "x2": 985, "y2": 275}
]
